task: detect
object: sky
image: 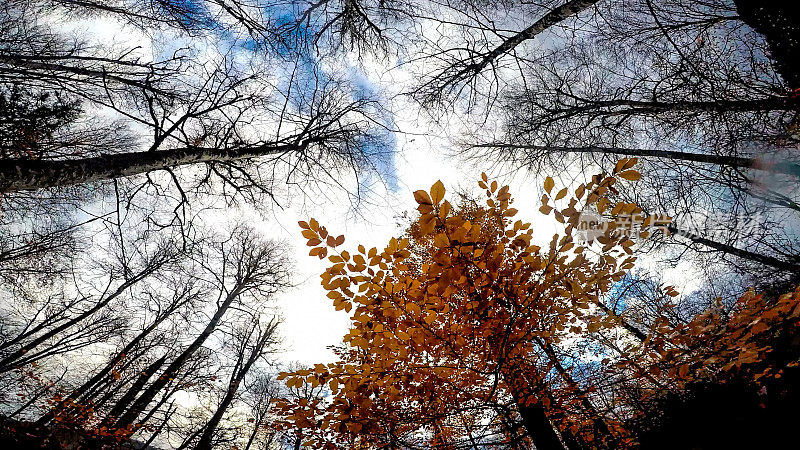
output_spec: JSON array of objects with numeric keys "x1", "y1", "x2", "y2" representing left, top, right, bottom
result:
[
  {"x1": 60, "y1": 3, "x2": 704, "y2": 370},
  {"x1": 259, "y1": 54, "x2": 564, "y2": 365}
]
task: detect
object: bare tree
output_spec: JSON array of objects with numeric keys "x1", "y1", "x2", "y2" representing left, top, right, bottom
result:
[
  {"x1": 108, "y1": 226, "x2": 289, "y2": 431},
  {"x1": 195, "y1": 317, "x2": 280, "y2": 450},
  {"x1": 425, "y1": 0, "x2": 800, "y2": 284}
]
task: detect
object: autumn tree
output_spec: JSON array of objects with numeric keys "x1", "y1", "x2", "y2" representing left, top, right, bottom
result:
[
  {"x1": 275, "y1": 166, "x2": 800, "y2": 448},
  {"x1": 275, "y1": 162, "x2": 661, "y2": 449}
]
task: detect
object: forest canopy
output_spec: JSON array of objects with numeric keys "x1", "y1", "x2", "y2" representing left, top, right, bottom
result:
[{"x1": 0, "y1": 0, "x2": 797, "y2": 449}]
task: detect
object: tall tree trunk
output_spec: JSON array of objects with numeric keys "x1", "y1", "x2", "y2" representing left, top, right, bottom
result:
[
  {"x1": 0, "y1": 141, "x2": 307, "y2": 192},
  {"x1": 196, "y1": 321, "x2": 277, "y2": 450},
  {"x1": 427, "y1": 0, "x2": 599, "y2": 96},
  {"x1": 102, "y1": 353, "x2": 169, "y2": 426},
  {"x1": 112, "y1": 284, "x2": 244, "y2": 429},
  {"x1": 666, "y1": 224, "x2": 799, "y2": 271},
  {"x1": 474, "y1": 144, "x2": 800, "y2": 177},
  {"x1": 473, "y1": 1, "x2": 599, "y2": 74},
  {"x1": 35, "y1": 302, "x2": 176, "y2": 427},
  {"x1": 515, "y1": 398, "x2": 568, "y2": 450},
  {"x1": 503, "y1": 368, "x2": 568, "y2": 450},
  {"x1": 293, "y1": 432, "x2": 303, "y2": 450},
  {"x1": 195, "y1": 379, "x2": 242, "y2": 450},
  {"x1": 577, "y1": 97, "x2": 799, "y2": 113}
]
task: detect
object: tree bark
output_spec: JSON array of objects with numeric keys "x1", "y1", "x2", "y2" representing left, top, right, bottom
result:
[
  {"x1": 666, "y1": 224, "x2": 799, "y2": 272},
  {"x1": 474, "y1": 144, "x2": 800, "y2": 177},
  {"x1": 516, "y1": 399, "x2": 568, "y2": 450},
  {"x1": 0, "y1": 141, "x2": 308, "y2": 192}
]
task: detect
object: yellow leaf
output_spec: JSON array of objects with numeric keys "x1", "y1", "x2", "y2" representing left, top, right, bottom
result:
[
  {"x1": 430, "y1": 180, "x2": 446, "y2": 204},
  {"x1": 544, "y1": 176, "x2": 554, "y2": 194},
  {"x1": 413, "y1": 190, "x2": 432, "y2": 205},
  {"x1": 555, "y1": 187, "x2": 568, "y2": 201},
  {"x1": 439, "y1": 201, "x2": 451, "y2": 219},
  {"x1": 419, "y1": 214, "x2": 435, "y2": 235},
  {"x1": 617, "y1": 157, "x2": 638, "y2": 172},
  {"x1": 618, "y1": 170, "x2": 641, "y2": 181}
]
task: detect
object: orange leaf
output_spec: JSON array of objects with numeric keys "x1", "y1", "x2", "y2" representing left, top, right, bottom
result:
[
  {"x1": 430, "y1": 180, "x2": 446, "y2": 204},
  {"x1": 618, "y1": 170, "x2": 641, "y2": 181},
  {"x1": 413, "y1": 190, "x2": 432, "y2": 205},
  {"x1": 544, "y1": 176, "x2": 554, "y2": 194}
]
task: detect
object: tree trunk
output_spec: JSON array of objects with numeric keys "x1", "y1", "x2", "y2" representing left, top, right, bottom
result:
[
  {"x1": 196, "y1": 321, "x2": 276, "y2": 450},
  {"x1": 195, "y1": 380, "x2": 242, "y2": 450},
  {"x1": 666, "y1": 224, "x2": 799, "y2": 271},
  {"x1": 516, "y1": 399, "x2": 568, "y2": 450},
  {"x1": 0, "y1": 142, "x2": 306, "y2": 192},
  {"x1": 477, "y1": 1, "x2": 599, "y2": 73},
  {"x1": 112, "y1": 284, "x2": 244, "y2": 429},
  {"x1": 102, "y1": 354, "x2": 169, "y2": 426},
  {"x1": 35, "y1": 302, "x2": 175, "y2": 427},
  {"x1": 475, "y1": 144, "x2": 800, "y2": 177}
]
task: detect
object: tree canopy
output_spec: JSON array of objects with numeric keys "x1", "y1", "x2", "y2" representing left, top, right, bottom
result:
[{"x1": 275, "y1": 166, "x2": 800, "y2": 448}]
